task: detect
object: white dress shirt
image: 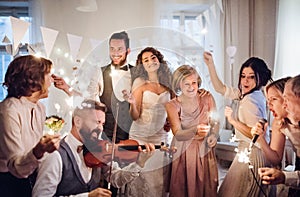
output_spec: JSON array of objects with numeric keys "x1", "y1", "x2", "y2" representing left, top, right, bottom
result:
[
  {"x1": 87, "y1": 64, "x2": 132, "y2": 102},
  {"x1": 33, "y1": 133, "x2": 142, "y2": 197}
]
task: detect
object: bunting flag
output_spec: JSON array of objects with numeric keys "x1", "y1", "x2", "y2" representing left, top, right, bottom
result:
[
  {"x1": 2, "y1": 35, "x2": 11, "y2": 44},
  {"x1": 217, "y1": 0, "x2": 224, "y2": 13},
  {"x1": 10, "y1": 16, "x2": 30, "y2": 52},
  {"x1": 203, "y1": 10, "x2": 210, "y2": 25},
  {"x1": 210, "y1": 3, "x2": 217, "y2": 19},
  {"x1": 89, "y1": 38, "x2": 102, "y2": 51},
  {"x1": 40, "y1": 26, "x2": 59, "y2": 58},
  {"x1": 67, "y1": 33, "x2": 83, "y2": 61}
]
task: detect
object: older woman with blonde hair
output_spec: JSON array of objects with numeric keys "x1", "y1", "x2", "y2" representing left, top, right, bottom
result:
[{"x1": 165, "y1": 65, "x2": 219, "y2": 197}]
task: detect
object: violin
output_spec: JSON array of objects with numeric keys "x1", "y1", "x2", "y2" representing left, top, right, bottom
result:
[{"x1": 83, "y1": 139, "x2": 176, "y2": 168}]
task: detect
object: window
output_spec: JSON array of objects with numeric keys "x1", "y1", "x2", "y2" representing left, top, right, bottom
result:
[{"x1": 0, "y1": 14, "x2": 30, "y2": 101}]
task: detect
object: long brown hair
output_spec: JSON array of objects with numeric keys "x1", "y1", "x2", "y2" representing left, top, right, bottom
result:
[
  {"x1": 3, "y1": 55, "x2": 52, "y2": 98},
  {"x1": 132, "y1": 47, "x2": 172, "y2": 89}
]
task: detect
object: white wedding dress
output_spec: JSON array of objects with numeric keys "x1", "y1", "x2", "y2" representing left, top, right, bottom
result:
[{"x1": 126, "y1": 90, "x2": 171, "y2": 197}]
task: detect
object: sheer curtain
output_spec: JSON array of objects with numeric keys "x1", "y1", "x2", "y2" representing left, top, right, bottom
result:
[
  {"x1": 274, "y1": 0, "x2": 300, "y2": 79},
  {"x1": 221, "y1": 0, "x2": 277, "y2": 87}
]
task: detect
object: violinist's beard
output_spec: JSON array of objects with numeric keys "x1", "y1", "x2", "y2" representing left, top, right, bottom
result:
[{"x1": 79, "y1": 125, "x2": 101, "y2": 149}]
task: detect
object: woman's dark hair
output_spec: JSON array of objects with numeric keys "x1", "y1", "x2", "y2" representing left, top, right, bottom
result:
[
  {"x1": 3, "y1": 55, "x2": 52, "y2": 98},
  {"x1": 238, "y1": 57, "x2": 272, "y2": 96},
  {"x1": 132, "y1": 47, "x2": 172, "y2": 89}
]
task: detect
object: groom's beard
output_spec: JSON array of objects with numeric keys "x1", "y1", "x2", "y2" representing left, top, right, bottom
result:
[
  {"x1": 111, "y1": 51, "x2": 128, "y2": 67},
  {"x1": 79, "y1": 124, "x2": 102, "y2": 148}
]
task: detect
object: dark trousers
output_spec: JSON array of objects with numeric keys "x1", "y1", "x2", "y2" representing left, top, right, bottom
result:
[{"x1": 0, "y1": 172, "x2": 32, "y2": 197}]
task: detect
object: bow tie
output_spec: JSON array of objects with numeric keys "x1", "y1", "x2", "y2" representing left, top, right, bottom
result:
[
  {"x1": 77, "y1": 145, "x2": 84, "y2": 153},
  {"x1": 119, "y1": 65, "x2": 128, "y2": 71}
]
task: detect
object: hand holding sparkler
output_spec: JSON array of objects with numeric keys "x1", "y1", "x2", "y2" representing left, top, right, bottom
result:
[
  {"x1": 249, "y1": 119, "x2": 268, "y2": 149},
  {"x1": 122, "y1": 89, "x2": 135, "y2": 104}
]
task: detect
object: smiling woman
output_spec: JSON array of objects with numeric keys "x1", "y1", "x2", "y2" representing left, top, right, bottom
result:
[
  {"x1": 0, "y1": 55, "x2": 61, "y2": 197},
  {"x1": 203, "y1": 52, "x2": 273, "y2": 196}
]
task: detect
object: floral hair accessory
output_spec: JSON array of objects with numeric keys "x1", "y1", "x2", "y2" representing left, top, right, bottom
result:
[{"x1": 45, "y1": 115, "x2": 65, "y2": 133}]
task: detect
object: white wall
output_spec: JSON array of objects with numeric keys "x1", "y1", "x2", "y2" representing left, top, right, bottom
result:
[{"x1": 274, "y1": 0, "x2": 300, "y2": 79}]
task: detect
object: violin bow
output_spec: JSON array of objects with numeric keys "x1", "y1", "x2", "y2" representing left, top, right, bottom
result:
[{"x1": 107, "y1": 102, "x2": 119, "y2": 190}]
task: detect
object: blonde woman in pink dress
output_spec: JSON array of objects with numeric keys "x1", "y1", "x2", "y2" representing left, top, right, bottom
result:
[{"x1": 165, "y1": 65, "x2": 219, "y2": 197}]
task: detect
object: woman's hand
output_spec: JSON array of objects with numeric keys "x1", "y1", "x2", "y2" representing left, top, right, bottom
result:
[
  {"x1": 203, "y1": 52, "x2": 215, "y2": 67},
  {"x1": 224, "y1": 106, "x2": 235, "y2": 124},
  {"x1": 251, "y1": 121, "x2": 267, "y2": 137},
  {"x1": 33, "y1": 134, "x2": 60, "y2": 159},
  {"x1": 196, "y1": 124, "x2": 210, "y2": 139},
  {"x1": 207, "y1": 133, "x2": 217, "y2": 148},
  {"x1": 198, "y1": 89, "x2": 210, "y2": 97},
  {"x1": 122, "y1": 90, "x2": 136, "y2": 104}
]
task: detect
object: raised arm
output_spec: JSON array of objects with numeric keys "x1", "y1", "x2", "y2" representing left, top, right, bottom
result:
[
  {"x1": 203, "y1": 52, "x2": 226, "y2": 95},
  {"x1": 52, "y1": 74, "x2": 82, "y2": 97}
]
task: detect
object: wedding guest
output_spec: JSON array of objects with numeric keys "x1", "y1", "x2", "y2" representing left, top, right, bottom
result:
[
  {"x1": 0, "y1": 55, "x2": 61, "y2": 197},
  {"x1": 32, "y1": 99, "x2": 155, "y2": 197},
  {"x1": 53, "y1": 31, "x2": 133, "y2": 143},
  {"x1": 53, "y1": 31, "x2": 134, "y2": 196},
  {"x1": 258, "y1": 74, "x2": 300, "y2": 195},
  {"x1": 203, "y1": 52, "x2": 272, "y2": 196},
  {"x1": 122, "y1": 47, "x2": 173, "y2": 197},
  {"x1": 251, "y1": 77, "x2": 291, "y2": 166},
  {"x1": 165, "y1": 65, "x2": 219, "y2": 197}
]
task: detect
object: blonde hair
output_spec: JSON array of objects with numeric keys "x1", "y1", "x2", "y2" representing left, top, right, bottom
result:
[{"x1": 172, "y1": 65, "x2": 202, "y2": 94}]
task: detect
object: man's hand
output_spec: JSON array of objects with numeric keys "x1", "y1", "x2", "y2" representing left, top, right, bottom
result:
[
  {"x1": 258, "y1": 167, "x2": 285, "y2": 185},
  {"x1": 136, "y1": 143, "x2": 155, "y2": 168},
  {"x1": 33, "y1": 134, "x2": 60, "y2": 159},
  {"x1": 88, "y1": 187, "x2": 112, "y2": 197}
]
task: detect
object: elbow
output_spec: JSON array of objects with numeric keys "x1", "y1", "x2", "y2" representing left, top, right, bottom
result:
[{"x1": 215, "y1": 86, "x2": 226, "y2": 95}]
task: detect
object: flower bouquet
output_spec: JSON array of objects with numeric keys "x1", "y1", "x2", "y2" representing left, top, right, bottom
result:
[{"x1": 45, "y1": 115, "x2": 65, "y2": 134}]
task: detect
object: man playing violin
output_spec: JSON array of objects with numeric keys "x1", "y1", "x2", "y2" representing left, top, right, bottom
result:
[{"x1": 32, "y1": 99, "x2": 155, "y2": 197}]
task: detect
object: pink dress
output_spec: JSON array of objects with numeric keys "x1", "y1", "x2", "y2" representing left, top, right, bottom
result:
[{"x1": 167, "y1": 94, "x2": 218, "y2": 197}]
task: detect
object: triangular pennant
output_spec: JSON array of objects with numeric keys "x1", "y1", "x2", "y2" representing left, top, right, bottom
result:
[
  {"x1": 40, "y1": 26, "x2": 59, "y2": 58},
  {"x1": 196, "y1": 15, "x2": 203, "y2": 30},
  {"x1": 203, "y1": 10, "x2": 210, "y2": 26},
  {"x1": 67, "y1": 33, "x2": 83, "y2": 61},
  {"x1": 217, "y1": 0, "x2": 224, "y2": 13},
  {"x1": 2, "y1": 35, "x2": 11, "y2": 44},
  {"x1": 5, "y1": 44, "x2": 13, "y2": 55},
  {"x1": 89, "y1": 38, "x2": 102, "y2": 51},
  {"x1": 10, "y1": 16, "x2": 30, "y2": 52},
  {"x1": 210, "y1": 3, "x2": 217, "y2": 19}
]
